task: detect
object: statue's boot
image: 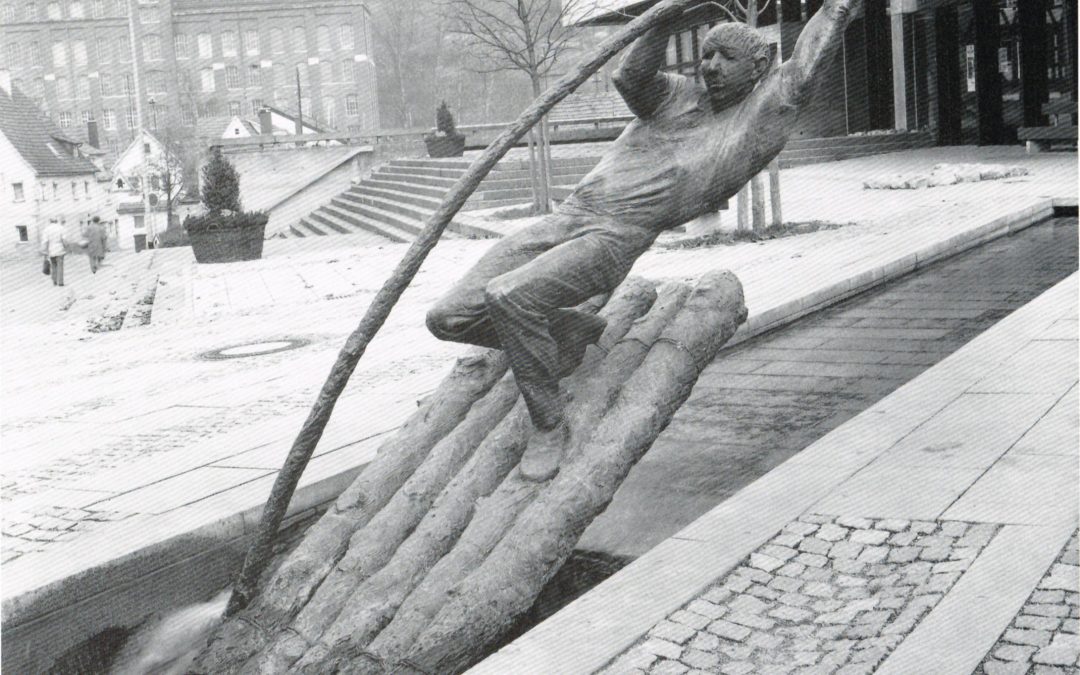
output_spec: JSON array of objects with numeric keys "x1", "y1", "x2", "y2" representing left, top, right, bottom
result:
[
  {"x1": 520, "y1": 418, "x2": 570, "y2": 482},
  {"x1": 553, "y1": 310, "x2": 608, "y2": 377}
]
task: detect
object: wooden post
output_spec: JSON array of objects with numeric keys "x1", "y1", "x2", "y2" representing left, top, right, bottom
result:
[
  {"x1": 737, "y1": 184, "x2": 750, "y2": 231},
  {"x1": 768, "y1": 159, "x2": 782, "y2": 227},
  {"x1": 751, "y1": 172, "x2": 766, "y2": 231}
]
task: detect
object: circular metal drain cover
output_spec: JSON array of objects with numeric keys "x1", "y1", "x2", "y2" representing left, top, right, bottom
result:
[{"x1": 202, "y1": 338, "x2": 310, "y2": 360}]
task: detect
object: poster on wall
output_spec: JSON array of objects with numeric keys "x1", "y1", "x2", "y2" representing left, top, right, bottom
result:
[{"x1": 966, "y1": 44, "x2": 977, "y2": 92}]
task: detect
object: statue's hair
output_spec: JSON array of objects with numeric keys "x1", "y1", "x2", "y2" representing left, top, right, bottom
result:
[{"x1": 702, "y1": 22, "x2": 771, "y2": 70}]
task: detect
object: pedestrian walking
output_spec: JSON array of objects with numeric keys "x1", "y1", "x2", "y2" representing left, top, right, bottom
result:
[
  {"x1": 40, "y1": 219, "x2": 67, "y2": 286},
  {"x1": 85, "y1": 217, "x2": 108, "y2": 273}
]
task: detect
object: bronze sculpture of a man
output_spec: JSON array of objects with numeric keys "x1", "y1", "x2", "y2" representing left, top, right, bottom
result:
[{"x1": 427, "y1": 0, "x2": 859, "y2": 480}]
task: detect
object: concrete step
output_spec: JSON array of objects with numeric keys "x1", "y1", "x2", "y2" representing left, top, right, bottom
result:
[
  {"x1": 379, "y1": 162, "x2": 594, "y2": 183},
  {"x1": 331, "y1": 195, "x2": 428, "y2": 237},
  {"x1": 313, "y1": 206, "x2": 407, "y2": 244},
  {"x1": 349, "y1": 183, "x2": 444, "y2": 212},
  {"x1": 338, "y1": 190, "x2": 432, "y2": 225},
  {"x1": 295, "y1": 217, "x2": 330, "y2": 237},
  {"x1": 308, "y1": 209, "x2": 356, "y2": 235},
  {"x1": 319, "y1": 203, "x2": 412, "y2": 242},
  {"x1": 363, "y1": 177, "x2": 447, "y2": 200},
  {"x1": 387, "y1": 156, "x2": 598, "y2": 172}
]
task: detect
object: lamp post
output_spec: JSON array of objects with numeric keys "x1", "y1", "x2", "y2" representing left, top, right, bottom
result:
[{"x1": 126, "y1": 0, "x2": 154, "y2": 248}]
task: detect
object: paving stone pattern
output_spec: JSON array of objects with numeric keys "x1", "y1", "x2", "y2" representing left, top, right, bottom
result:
[
  {"x1": 1, "y1": 507, "x2": 139, "y2": 563},
  {"x1": 599, "y1": 515, "x2": 1001, "y2": 675},
  {"x1": 974, "y1": 531, "x2": 1080, "y2": 675}
]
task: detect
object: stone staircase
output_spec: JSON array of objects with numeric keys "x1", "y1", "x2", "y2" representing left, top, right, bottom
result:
[{"x1": 289, "y1": 156, "x2": 598, "y2": 240}]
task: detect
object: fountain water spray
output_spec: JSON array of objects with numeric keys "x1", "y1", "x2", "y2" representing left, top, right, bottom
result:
[{"x1": 109, "y1": 590, "x2": 229, "y2": 675}]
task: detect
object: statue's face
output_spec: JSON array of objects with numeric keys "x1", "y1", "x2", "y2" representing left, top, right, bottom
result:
[{"x1": 699, "y1": 29, "x2": 766, "y2": 111}]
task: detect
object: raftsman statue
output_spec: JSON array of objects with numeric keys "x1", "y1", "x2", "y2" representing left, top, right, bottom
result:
[{"x1": 427, "y1": 0, "x2": 858, "y2": 480}]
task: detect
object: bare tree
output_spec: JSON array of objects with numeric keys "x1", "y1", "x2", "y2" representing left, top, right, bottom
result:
[{"x1": 440, "y1": 0, "x2": 591, "y2": 213}]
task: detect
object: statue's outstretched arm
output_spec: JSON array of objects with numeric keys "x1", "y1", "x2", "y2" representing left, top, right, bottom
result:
[
  {"x1": 781, "y1": 0, "x2": 861, "y2": 103},
  {"x1": 612, "y1": 8, "x2": 682, "y2": 119}
]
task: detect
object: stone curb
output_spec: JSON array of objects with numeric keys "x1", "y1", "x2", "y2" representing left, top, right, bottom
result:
[{"x1": 0, "y1": 198, "x2": 1071, "y2": 673}]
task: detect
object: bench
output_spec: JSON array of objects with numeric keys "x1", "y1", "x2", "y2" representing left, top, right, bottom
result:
[{"x1": 1018, "y1": 98, "x2": 1078, "y2": 152}]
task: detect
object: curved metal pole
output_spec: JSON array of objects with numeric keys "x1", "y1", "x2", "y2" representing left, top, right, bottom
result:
[{"x1": 226, "y1": 0, "x2": 692, "y2": 617}]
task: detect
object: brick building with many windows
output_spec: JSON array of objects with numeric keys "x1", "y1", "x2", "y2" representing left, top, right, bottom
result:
[{"x1": 0, "y1": 0, "x2": 379, "y2": 163}]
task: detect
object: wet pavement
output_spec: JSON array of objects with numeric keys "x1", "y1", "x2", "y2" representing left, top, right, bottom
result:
[{"x1": 580, "y1": 217, "x2": 1079, "y2": 559}]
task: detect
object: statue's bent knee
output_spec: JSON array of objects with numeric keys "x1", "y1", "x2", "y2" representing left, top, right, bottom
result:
[{"x1": 426, "y1": 304, "x2": 460, "y2": 341}]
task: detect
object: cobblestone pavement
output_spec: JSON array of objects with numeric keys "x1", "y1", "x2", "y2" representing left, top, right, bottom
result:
[
  {"x1": 974, "y1": 531, "x2": 1080, "y2": 675},
  {"x1": 600, "y1": 515, "x2": 1002, "y2": 675},
  {"x1": 600, "y1": 514, "x2": 1002, "y2": 669}
]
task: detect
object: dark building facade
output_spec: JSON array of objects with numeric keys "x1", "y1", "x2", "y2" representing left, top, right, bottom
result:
[
  {"x1": 0, "y1": 0, "x2": 379, "y2": 161},
  {"x1": 579, "y1": 0, "x2": 1077, "y2": 146}
]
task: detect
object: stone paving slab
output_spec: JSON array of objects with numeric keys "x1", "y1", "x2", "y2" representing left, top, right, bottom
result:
[{"x1": 471, "y1": 273, "x2": 1078, "y2": 674}]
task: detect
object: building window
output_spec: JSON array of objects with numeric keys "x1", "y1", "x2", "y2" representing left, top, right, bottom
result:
[
  {"x1": 15, "y1": 225, "x2": 29, "y2": 242},
  {"x1": 46, "y1": 1, "x2": 58, "y2": 18},
  {"x1": 292, "y1": 26, "x2": 306, "y2": 52},
  {"x1": 58, "y1": 111, "x2": 72, "y2": 127},
  {"x1": 221, "y1": 30, "x2": 237, "y2": 57},
  {"x1": 146, "y1": 70, "x2": 165, "y2": 94},
  {"x1": 69, "y1": 0, "x2": 83, "y2": 18},
  {"x1": 244, "y1": 64, "x2": 258, "y2": 87},
  {"x1": 4, "y1": 43, "x2": 19, "y2": 69},
  {"x1": 122, "y1": 72, "x2": 133, "y2": 95},
  {"x1": 80, "y1": 109, "x2": 92, "y2": 124},
  {"x1": 322, "y1": 96, "x2": 335, "y2": 127},
  {"x1": 317, "y1": 25, "x2": 330, "y2": 52},
  {"x1": 2, "y1": 3, "x2": 15, "y2": 21},
  {"x1": 228, "y1": 100, "x2": 240, "y2": 116},
  {"x1": 200, "y1": 68, "x2": 214, "y2": 92},
  {"x1": 52, "y1": 182, "x2": 58, "y2": 199},
  {"x1": 142, "y1": 34, "x2": 161, "y2": 61},
  {"x1": 95, "y1": 37, "x2": 109, "y2": 63},
  {"x1": 339, "y1": 25, "x2": 354, "y2": 52},
  {"x1": 29, "y1": 41, "x2": 41, "y2": 66},
  {"x1": 225, "y1": 65, "x2": 239, "y2": 89},
  {"x1": 25, "y1": 3, "x2": 38, "y2": 21},
  {"x1": 270, "y1": 28, "x2": 284, "y2": 54},
  {"x1": 174, "y1": 33, "x2": 189, "y2": 59},
  {"x1": 249, "y1": 98, "x2": 264, "y2": 115},
  {"x1": 138, "y1": 6, "x2": 156, "y2": 23},
  {"x1": 12, "y1": 183, "x2": 25, "y2": 202},
  {"x1": 76, "y1": 75, "x2": 89, "y2": 98},
  {"x1": 52, "y1": 41, "x2": 67, "y2": 67},
  {"x1": 55, "y1": 76, "x2": 70, "y2": 98},
  {"x1": 342, "y1": 58, "x2": 354, "y2": 82},
  {"x1": 71, "y1": 181, "x2": 78, "y2": 199},
  {"x1": 118, "y1": 35, "x2": 130, "y2": 61},
  {"x1": 197, "y1": 32, "x2": 212, "y2": 58},
  {"x1": 92, "y1": 0, "x2": 104, "y2": 17},
  {"x1": 180, "y1": 104, "x2": 195, "y2": 125},
  {"x1": 346, "y1": 94, "x2": 359, "y2": 116},
  {"x1": 102, "y1": 108, "x2": 114, "y2": 129},
  {"x1": 125, "y1": 106, "x2": 136, "y2": 128},
  {"x1": 244, "y1": 29, "x2": 259, "y2": 55},
  {"x1": 71, "y1": 39, "x2": 86, "y2": 66},
  {"x1": 98, "y1": 73, "x2": 112, "y2": 96}
]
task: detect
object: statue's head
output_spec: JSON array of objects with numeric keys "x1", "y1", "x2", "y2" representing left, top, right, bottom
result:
[{"x1": 699, "y1": 23, "x2": 771, "y2": 110}]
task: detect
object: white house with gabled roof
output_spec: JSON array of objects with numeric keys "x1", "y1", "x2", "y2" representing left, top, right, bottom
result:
[{"x1": 0, "y1": 71, "x2": 108, "y2": 252}]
